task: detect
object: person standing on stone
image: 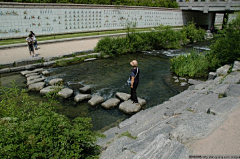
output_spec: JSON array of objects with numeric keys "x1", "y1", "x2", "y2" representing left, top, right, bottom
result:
[
  {"x1": 30, "y1": 31, "x2": 38, "y2": 50},
  {"x1": 25, "y1": 34, "x2": 35, "y2": 58},
  {"x1": 129, "y1": 60, "x2": 140, "y2": 103}
]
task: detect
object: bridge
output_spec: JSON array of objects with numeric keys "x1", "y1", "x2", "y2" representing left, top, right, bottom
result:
[
  {"x1": 177, "y1": 0, "x2": 240, "y2": 13},
  {"x1": 177, "y1": 0, "x2": 240, "y2": 29}
]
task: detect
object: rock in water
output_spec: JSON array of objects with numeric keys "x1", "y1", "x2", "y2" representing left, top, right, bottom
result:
[
  {"x1": 119, "y1": 100, "x2": 142, "y2": 114},
  {"x1": 88, "y1": 95, "x2": 104, "y2": 106},
  {"x1": 58, "y1": 88, "x2": 73, "y2": 98},
  {"x1": 28, "y1": 82, "x2": 45, "y2": 91},
  {"x1": 74, "y1": 94, "x2": 92, "y2": 102},
  {"x1": 101, "y1": 98, "x2": 120, "y2": 109},
  {"x1": 116, "y1": 92, "x2": 131, "y2": 101}
]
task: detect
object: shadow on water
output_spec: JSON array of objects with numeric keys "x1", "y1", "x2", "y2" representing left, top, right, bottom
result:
[{"x1": 0, "y1": 41, "x2": 211, "y2": 131}]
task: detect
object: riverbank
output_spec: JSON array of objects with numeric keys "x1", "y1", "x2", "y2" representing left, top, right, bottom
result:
[{"x1": 97, "y1": 64, "x2": 240, "y2": 158}]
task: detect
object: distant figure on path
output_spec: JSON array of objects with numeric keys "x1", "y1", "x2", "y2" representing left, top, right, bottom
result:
[
  {"x1": 25, "y1": 34, "x2": 35, "y2": 57},
  {"x1": 129, "y1": 60, "x2": 140, "y2": 103},
  {"x1": 30, "y1": 31, "x2": 38, "y2": 50}
]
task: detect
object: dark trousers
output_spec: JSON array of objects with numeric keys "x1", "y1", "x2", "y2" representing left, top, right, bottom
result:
[{"x1": 131, "y1": 82, "x2": 139, "y2": 103}]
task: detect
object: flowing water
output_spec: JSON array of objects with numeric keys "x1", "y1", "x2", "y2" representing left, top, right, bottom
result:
[{"x1": 0, "y1": 41, "x2": 211, "y2": 131}]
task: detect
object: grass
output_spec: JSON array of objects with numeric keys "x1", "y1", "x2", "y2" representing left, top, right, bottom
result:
[
  {"x1": 118, "y1": 131, "x2": 137, "y2": 139},
  {"x1": 0, "y1": 28, "x2": 153, "y2": 46}
]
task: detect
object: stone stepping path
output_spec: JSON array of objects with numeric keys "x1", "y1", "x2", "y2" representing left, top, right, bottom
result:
[{"x1": 20, "y1": 68, "x2": 147, "y2": 114}]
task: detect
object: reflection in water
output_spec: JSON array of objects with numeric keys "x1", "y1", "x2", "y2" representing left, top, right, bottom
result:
[{"x1": 0, "y1": 41, "x2": 210, "y2": 131}]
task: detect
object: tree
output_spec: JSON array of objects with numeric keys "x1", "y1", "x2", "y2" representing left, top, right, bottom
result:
[{"x1": 210, "y1": 13, "x2": 240, "y2": 65}]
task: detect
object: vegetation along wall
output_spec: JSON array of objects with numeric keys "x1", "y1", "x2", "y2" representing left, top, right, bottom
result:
[{"x1": 0, "y1": 2, "x2": 222, "y2": 39}]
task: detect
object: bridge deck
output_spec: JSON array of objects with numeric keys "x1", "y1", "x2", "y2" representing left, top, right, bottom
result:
[{"x1": 178, "y1": 0, "x2": 240, "y2": 13}]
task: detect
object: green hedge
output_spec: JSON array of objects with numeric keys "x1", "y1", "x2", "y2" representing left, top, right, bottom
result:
[{"x1": 0, "y1": 0, "x2": 178, "y2": 8}]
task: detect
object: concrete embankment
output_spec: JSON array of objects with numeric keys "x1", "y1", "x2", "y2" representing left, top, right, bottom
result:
[{"x1": 97, "y1": 68, "x2": 240, "y2": 158}]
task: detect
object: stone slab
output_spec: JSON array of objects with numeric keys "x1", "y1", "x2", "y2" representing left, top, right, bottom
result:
[
  {"x1": 116, "y1": 92, "x2": 131, "y2": 101},
  {"x1": 40, "y1": 86, "x2": 60, "y2": 94},
  {"x1": 58, "y1": 88, "x2": 73, "y2": 98},
  {"x1": 49, "y1": 78, "x2": 63, "y2": 85},
  {"x1": 88, "y1": 95, "x2": 104, "y2": 106},
  {"x1": 119, "y1": 100, "x2": 141, "y2": 114},
  {"x1": 27, "y1": 77, "x2": 45, "y2": 85},
  {"x1": 170, "y1": 112, "x2": 222, "y2": 144},
  {"x1": 28, "y1": 82, "x2": 45, "y2": 91},
  {"x1": 74, "y1": 94, "x2": 91, "y2": 102},
  {"x1": 101, "y1": 98, "x2": 120, "y2": 109}
]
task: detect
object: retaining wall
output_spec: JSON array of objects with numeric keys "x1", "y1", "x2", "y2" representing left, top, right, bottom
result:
[{"x1": 0, "y1": 2, "x2": 223, "y2": 39}]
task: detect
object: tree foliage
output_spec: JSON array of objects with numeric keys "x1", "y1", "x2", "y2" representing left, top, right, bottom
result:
[
  {"x1": 0, "y1": 0, "x2": 178, "y2": 8},
  {"x1": 210, "y1": 13, "x2": 240, "y2": 65}
]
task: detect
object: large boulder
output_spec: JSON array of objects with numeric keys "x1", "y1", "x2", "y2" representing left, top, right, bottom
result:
[
  {"x1": 116, "y1": 92, "x2": 131, "y2": 101},
  {"x1": 101, "y1": 98, "x2": 120, "y2": 109},
  {"x1": 49, "y1": 78, "x2": 63, "y2": 85},
  {"x1": 74, "y1": 94, "x2": 92, "y2": 102},
  {"x1": 216, "y1": 64, "x2": 231, "y2": 76},
  {"x1": 28, "y1": 82, "x2": 45, "y2": 91},
  {"x1": 119, "y1": 100, "x2": 142, "y2": 114},
  {"x1": 58, "y1": 88, "x2": 73, "y2": 98},
  {"x1": 88, "y1": 95, "x2": 104, "y2": 106},
  {"x1": 232, "y1": 61, "x2": 240, "y2": 72}
]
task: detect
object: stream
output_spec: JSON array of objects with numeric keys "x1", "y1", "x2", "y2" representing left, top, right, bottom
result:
[{"x1": 0, "y1": 41, "x2": 211, "y2": 131}]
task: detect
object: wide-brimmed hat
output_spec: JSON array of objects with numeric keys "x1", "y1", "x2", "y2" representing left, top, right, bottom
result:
[{"x1": 130, "y1": 60, "x2": 138, "y2": 67}]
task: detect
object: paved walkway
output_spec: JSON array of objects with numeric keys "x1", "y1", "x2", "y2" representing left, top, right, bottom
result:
[
  {"x1": 190, "y1": 102, "x2": 240, "y2": 156},
  {"x1": 0, "y1": 38, "x2": 100, "y2": 64},
  {"x1": 0, "y1": 36, "x2": 240, "y2": 156}
]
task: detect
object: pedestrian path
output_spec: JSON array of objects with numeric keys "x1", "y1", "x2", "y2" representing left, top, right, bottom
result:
[{"x1": 0, "y1": 38, "x2": 100, "y2": 64}]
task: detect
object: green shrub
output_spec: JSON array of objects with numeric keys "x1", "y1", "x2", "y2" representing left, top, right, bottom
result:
[
  {"x1": 170, "y1": 50, "x2": 213, "y2": 78},
  {"x1": 95, "y1": 25, "x2": 188, "y2": 56},
  {"x1": 0, "y1": 84, "x2": 103, "y2": 159},
  {"x1": 210, "y1": 13, "x2": 240, "y2": 65},
  {"x1": 181, "y1": 20, "x2": 206, "y2": 43}
]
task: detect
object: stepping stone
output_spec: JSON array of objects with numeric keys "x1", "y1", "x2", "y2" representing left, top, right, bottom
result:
[
  {"x1": 49, "y1": 78, "x2": 63, "y2": 85},
  {"x1": 119, "y1": 100, "x2": 142, "y2": 114},
  {"x1": 88, "y1": 95, "x2": 104, "y2": 106},
  {"x1": 25, "y1": 73, "x2": 39, "y2": 77},
  {"x1": 138, "y1": 97, "x2": 146, "y2": 107},
  {"x1": 58, "y1": 88, "x2": 73, "y2": 98},
  {"x1": 79, "y1": 86, "x2": 91, "y2": 94},
  {"x1": 21, "y1": 70, "x2": 35, "y2": 75},
  {"x1": 42, "y1": 70, "x2": 50, "y2": 76},
  {"x1": 27, "y1": 77, "x2": 45, "y2": 85},
  {"x1": 40, "y1": 86, "x2": 60, "y2": 94},
  {"x1": 101, "y1": 98, "x2": 120, "y2": 109},
  {"x1": 28, "y1": 82, "x2": 45, "y2": 91},
  {"x1": 33, "y1": 68, "x2": 44, "y2": 73},
  {"x1": 84, "y1": 58, "x2": 97, "y2": 62},
  {"x1": 74, "y1": 94, "x2": 92, "y2": 102},
  {"x1": 116, "y1": 92, "x2": 131, "y2": 101},
  {"x1": 27, "y1": 75, "x2": 41, "y2": 81}
]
